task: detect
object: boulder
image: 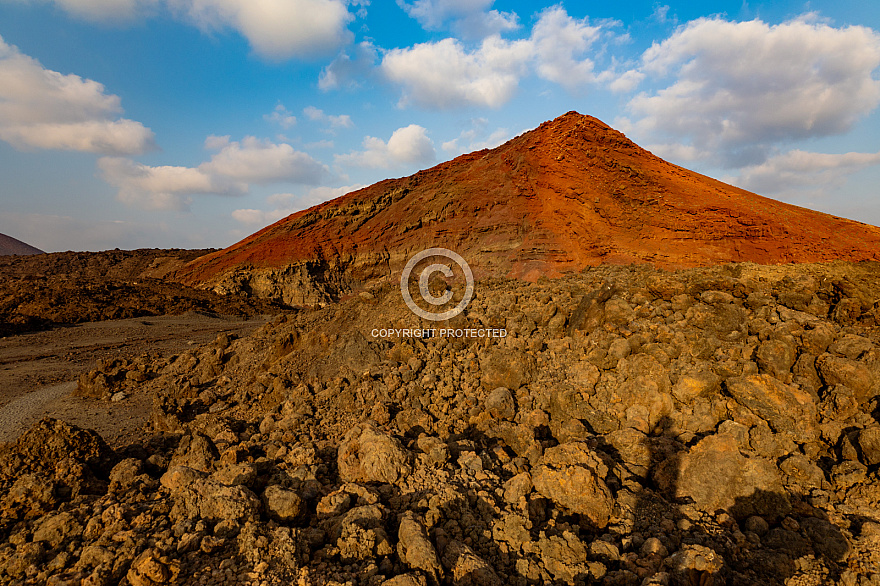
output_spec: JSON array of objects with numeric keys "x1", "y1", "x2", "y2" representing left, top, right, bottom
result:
[
  {"x1": 664, "y1": 544, "x2": 724, "y2": 584},
  {"x1": 263, "y1": 485, "x2": 302, "y2": 522},
  {"x1": 672, "y1": 370, "x2": 719, "y2": 403},
  {"x1": 725, "y1": 374, "x2": 817, "y2": 439},
  {"x1": 485, "y1": 387, "x2": 515, "y2": 421},
  {"x1": 338, "y1": 424, "x2": 412, "y2": 485},
  {"x1": 755, "y1": 339, "x2": 796, "y2": 380},
  {"x1": 397, "y1": 511, "x2": 443, "y2": 583},
  {"x1": 440, "y1": 540, "x2": 501, "y2": 586},
  {"x1": 197, "y1": 481, "x2": 261, "y2": 524},
  {"x1": 857, "y1": 426, "x2": 880, "y2": 466},
  {"x1": 816, "y1": 354, "x2": 876, "y2": 404},
  {"x1": 32, "y1": 511, "x2": 82, "y2": 547},
  {"x1": 532, "y1": 442, "x2": 613, "y2": 528},
  {"x1": 169, "y1": 433, "x2": 219, "y2": 474},
  {"x1": 479, "y1": 347, "x2": 535, "y2": 390},
  {"x1": 537, "y1": 531, "x2": 589, "y2": 582},
  {"x1": 655, "y1": 434, "x2": 789, "y2": 520}
]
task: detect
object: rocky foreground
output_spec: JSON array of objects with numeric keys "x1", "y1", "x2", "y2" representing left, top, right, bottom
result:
[{"x1": 3, "y1": 261, "x2": 880, "y2": 585}]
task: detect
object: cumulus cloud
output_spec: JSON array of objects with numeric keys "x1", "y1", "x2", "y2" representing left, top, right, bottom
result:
[
  {"x1": 167, "y1": 0, "x2": 354, "y2": 59},
  {"x1": 264, "y1": 104, "x2": 296, "y2": 129},
  {"x1": 202, "y1": 135, "x2": 328, "y2": 184},
  {"x1": 626, "y1": 16, "x2": 880, "y2": 167},
  {"x1": 11, "y1": 0, "x2": 355, "y2": 59},
  {"x1": 530, "y1": 6, "x2": 603, "y2": 89},
  {"x1": 382, "y1": 36, "x2": 533, "y2": 109},
  {"x1": 605, "y1": 68, "x2": 644, "y2": 93},
  {"x1": 336, "y1": 125, "x2": 435, "y2": 168},
  {"x1": 396, "y1": 0, "x2": 519, "y2": 39},
  {"x1": 100, "y1": 136, "x2": 328, "y2": 210},
  {"x1": 303, "y1": 106, "x2": 353, "y2": 129},
  {"x1": 728, "y1": 149, "x2": 880, "y2": 196},
  {"x1": 98, "y1": 156, "x2": 243, "y2": 211},
  {"x1": 318, "y1": 41, "x2": 378, "y2": 90},
  {"x1": 0, "y1": 35, "x2": 155, "y2": 154},
  {"x1": 232, "y1": 184, "x2": 365, "y2": 227},
  {"x1": 381, "y1": 7, "x2": 616, "y2": 108}
]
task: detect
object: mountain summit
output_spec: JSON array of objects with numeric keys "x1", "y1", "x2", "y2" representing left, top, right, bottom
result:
[
  {"x1": 177, "y1": 112, "x2": 880, "y2": 304},
  {"x1": 0, "y1": 233, "x2": 43, "y2": 256}
]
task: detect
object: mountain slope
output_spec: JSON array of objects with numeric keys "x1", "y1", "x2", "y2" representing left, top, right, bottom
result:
[
  {"x1": 177, "y1": 112, "x2": 880, "y2": 304},
  {"x1": 0, "y1": 233, "x2": 43, "y2": 256}
]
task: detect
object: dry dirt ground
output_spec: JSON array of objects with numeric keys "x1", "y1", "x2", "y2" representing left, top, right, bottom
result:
[{"x1": 0, "y1": 313, "x2": 273, "y2": 447}]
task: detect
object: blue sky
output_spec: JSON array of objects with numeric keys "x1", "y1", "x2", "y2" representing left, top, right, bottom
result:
[{"x1": 1, "y1": 0, "x2": 879, "y2": 251}]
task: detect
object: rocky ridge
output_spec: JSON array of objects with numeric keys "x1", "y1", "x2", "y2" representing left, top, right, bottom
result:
[
  {"x1": 3, "y1": 261, "x2": 880, "y2": 585},
  {"x1": 175, "y1": 112, "x2": 880, "y2": 306},
  {"x1": 0, "y1": 249, "x2": 286, "y2": 336}
]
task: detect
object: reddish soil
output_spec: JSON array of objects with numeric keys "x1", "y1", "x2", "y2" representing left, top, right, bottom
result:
[{"x1": 177, "y1": 111, "x2": 880, "y2": 291}]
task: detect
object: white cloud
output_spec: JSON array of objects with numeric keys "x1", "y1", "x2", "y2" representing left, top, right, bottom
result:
[
  {"x1": 336, "y1": 125, "x2": 435, "y2": 169},
  {"x1": 627, "y1": 16, "x2": 880, "y2": 166},
  {"x1": 318, "y1": 41, "x2": 378, "y2": 90},
  {"x1": 10, "y1": 0, "x2": 355, "y2": 59},
  {"x1": 167, "y1": 0, "x2": 354, "y2": 59},
  {"x1": 728, "y1": 149, "x2": 880, "y2": 196},
  {"x1": 381, "y1": 7, "x2": 619, "y2": 109},
  {"x1": 98, "y1": 156, "x2": 243, "y2": 211},
  {"x1": 203, "y1": 134, "x2": 230, "y2": 150},
  {"x1": 382, "y1": 36, "x2": 533, "y2": 109},
  {"x1": 100, "y1": 136, "x2": 327, "y2": 210},
  {"x1": 530, "y1": 6, "x2": 603, "y2": 89},
  {"x1": 651, "y1": 4, "x2": 676, "y2": 26},
  {"x1": 233, "y1": 183, "x2": 365, "y2": 227},
  {"x1": 0, "y1": 35, "x2": 155, "y2": 154},
  {"x1": 202, "y1": 136, "x2": 327, "y2": 184},
  {"x1": 230, "y1": 208, "x2": 281, "y2": 226},
  {"x1": 641, "y1": 141, "x2": 704, "y2": 163},
  {"x1": 605, "y1": 68, "x2": 644, "y2": 93},
  {"x1": 396, "y1": 0, "x2": 518, "y2": 39},
  {"x1": 264, "y1": 104, "x2": 296, "y2": 129},
  {"x1": 303, "y1": 106, "x2": 353, "y2": 129}
]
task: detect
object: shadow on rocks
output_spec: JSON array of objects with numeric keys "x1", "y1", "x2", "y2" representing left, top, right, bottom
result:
[{"x1": 630, "y1": 416, "x2": 856, "y2": 586}]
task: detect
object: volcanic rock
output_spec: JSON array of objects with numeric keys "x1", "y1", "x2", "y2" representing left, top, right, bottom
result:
[
  {"x1": 397, "y1": 511, "x2": 443, "y2": 583},
  {"x1": 531, "y1": 442, "x2": 614, "y2": 527},
  {"x1": 337, "y1": 424, "x2": 412, "y2": 485},
  {"x1": 6, "y1": 260, "x2": 880, "y2": 586},
  {"x1": 656, "y1": 433, "x2": 789, "y2": 520},
  {"x1": 0, "y1": 248, "x2": 282, "y2": 336},
  {"x1": 724, "y1": 374, "x2": 818, "y2": 439},
  {"x1": 0, "y1": 417, "x2": 116, "y2": 490}
]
